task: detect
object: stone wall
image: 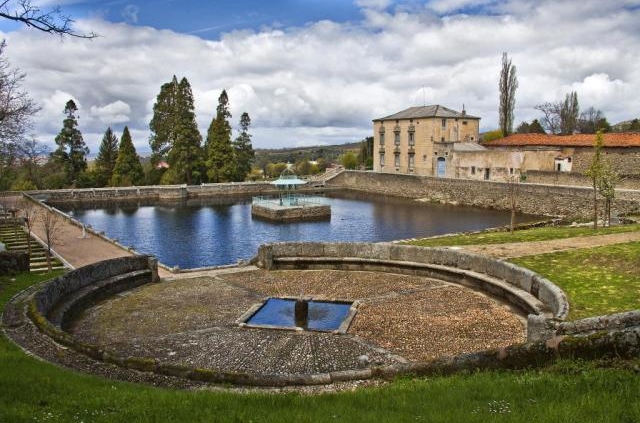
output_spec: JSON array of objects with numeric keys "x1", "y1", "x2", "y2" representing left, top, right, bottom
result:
[
  {"x1": 251, "y1": 204, "x2": 331, "y2": 221},
  {"x1": 0, "y1": 251, "x2": 29, "y2": 274},
  {"x1": 28, "y1": 183, "x2": 333, "y2": 204},
  {"x1": 255, "y1": 242, "x2": 569, "y2": 322},
  {"x1": 526, "y1": 170, "x2": 640, "y2": 190},
  {"x1": 572, "y1": 148, "x2": 640, "y2": 176},
  {"x1": 327, "y1": 170, "x2": 640, "y2": 219}
]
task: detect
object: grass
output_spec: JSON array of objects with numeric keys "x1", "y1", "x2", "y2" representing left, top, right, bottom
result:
[
  {"x1": 511, "y1": 242, "x2": 640, "y2": 320},
  {"x1": 405, "y1": 223, "x2": 640, "y2": 247},
  {"x1": 2, "y1": 271, "x2": 640, "y2": 422}
]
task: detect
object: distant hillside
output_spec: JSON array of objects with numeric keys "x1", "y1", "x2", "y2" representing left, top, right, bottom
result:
[
  {"x1": 255, "y1": 141, "x2": 362, "y2": 166},
  {"x1": 612, "y1": 118, "x2": 640, "y2": 133}
]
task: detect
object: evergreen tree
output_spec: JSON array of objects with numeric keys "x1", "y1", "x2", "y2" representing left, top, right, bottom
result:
[
  {"x1": 232, "y1": 112, "x2": 254, "y2": 182},
  {"x1": 149, "y1": 76, "x2": 203, "y2": 185},
  {"x1": 111, "y1": 126, "x2": 144, "y2": 186},
  {"x1": 93, "y1": 127, "x2": 119, "y2": 187},
  {"x1": 167, "y1": 78, "x2": 203, "y2": 185},
  {"x1": 529, "y1": 119, "x2": 546, "y2": 134},
  {"x1": 149, "y1": 76, "x2": 179, "y2": 166},
  {"x1": 206, "y1": 90, "x2": 237, "y2": 182},
  {"x1": 53, "y1": 100, "x2": 88, "y2": 186}
]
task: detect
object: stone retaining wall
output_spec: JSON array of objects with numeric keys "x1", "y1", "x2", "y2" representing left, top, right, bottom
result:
[
  {"x1": 527, "y1": 171, "x2": 640, "y2": 190},
  {"x1": 0, "y1": 251, "x2": 29, "y2": 274},
  {"x1": 327, "y1": 171, "x2": 640, "y2": 219},
  {"x1": 256, "y1": 242, "x2": 569, "y2": 325},
  {"x1": 251, "y1": 204, "x2": 331, "y2": 221}
]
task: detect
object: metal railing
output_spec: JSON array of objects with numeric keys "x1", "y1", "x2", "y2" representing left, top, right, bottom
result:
[{"x1": 252, "y1": 194, "x2": 326, "y2": 207}]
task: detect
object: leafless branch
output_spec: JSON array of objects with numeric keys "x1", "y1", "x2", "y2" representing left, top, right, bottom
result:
[{"x1": 0, "y1": 0, "x2": 98, "y2": 38}]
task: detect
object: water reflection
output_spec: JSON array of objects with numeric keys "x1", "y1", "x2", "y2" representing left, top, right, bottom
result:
[{"x1": 54, "y1": 191, "x2": 542, "y2": 269}]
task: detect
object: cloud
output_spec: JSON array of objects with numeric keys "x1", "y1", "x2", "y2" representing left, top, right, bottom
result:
[
  {"x1": 354, "y1": 0, "x2": 393, "y2": 9},
  {"x1": 90, "y1": 100, "x2": 131, "y2": 124},
  {"x1": 122, "y1": 5, "x2": 140, "y2": 24},
  {"x1": 3, "y1": 1, "x2": 640, "y2": 153}
]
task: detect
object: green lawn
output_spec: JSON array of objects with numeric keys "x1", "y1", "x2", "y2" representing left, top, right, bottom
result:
[
  {"x1": 405, "y1": 224, "x2": 640, "y2": 247},
  {"x1": 1, "y1": 272, "x2": 640, "y2": 422},
  {"x1": 511, "y1": 242, "x2": 640, "y2": 320}
]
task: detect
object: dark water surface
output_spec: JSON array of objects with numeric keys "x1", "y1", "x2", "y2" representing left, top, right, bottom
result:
[
  {"x1": 55, "y1": 191, "x2": 542, "y2": 269},
  {"x1": 246, "y1": 298, "x2": 352, "y2": 331}
]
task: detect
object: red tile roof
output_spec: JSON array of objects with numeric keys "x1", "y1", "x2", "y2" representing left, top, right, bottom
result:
[{"x1": 483, "y1": 133, "x2": 640, "y2": 148}]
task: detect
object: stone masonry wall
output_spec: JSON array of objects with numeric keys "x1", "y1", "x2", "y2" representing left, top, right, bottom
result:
[
  {"x1": 572, "y1": 149, "x2": 640, "y2": 176},
  {"x1": 527, "y1": 170, "x2": 640, "y2": 190},
  {"x1": 0, "y1": 251, "x2": 29, "y2": 274},
  {"x1": 328, "y1": 171, "x2": 640, "y2": 219}
]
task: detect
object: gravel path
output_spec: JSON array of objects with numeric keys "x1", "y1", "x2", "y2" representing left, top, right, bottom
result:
[{"x1": 456, "y1": 230, "x2": 640, "y2": 259}]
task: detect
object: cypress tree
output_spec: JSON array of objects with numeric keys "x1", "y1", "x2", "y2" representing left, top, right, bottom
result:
[
  {"x1": 53, "y1": 99, "x2": 89, "y2": 186},
  {"x1": 206, "y1": 90, "x2": 237, "y2": 183},
  {"x1": 111, "y1": 126, "x2": 144, "y2": 186},
  {"x1": 232, "y1": 112, "x2": 254, "y2": 182},
  {"x1": 94, "y1": 127, "x2": 119, "y2": 187},
  {"x1": 149, "y1": 76, "x2": 178, "y2": 166}
]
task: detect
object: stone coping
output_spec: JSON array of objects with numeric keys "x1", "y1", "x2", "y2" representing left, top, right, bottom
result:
[{"x1": 255, "y1": 242, "x2": 570, "y2": 323}]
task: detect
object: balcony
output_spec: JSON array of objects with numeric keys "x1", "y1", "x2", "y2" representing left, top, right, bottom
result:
[
  {"x1": 408, "y1": 146, "x2": 415, "y2": 154},
  {"x1": 394, "y1": 146, "x2": 401, "y2": 154}
]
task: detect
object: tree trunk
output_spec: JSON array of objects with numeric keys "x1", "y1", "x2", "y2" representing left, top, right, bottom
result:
[{"x1": 593, "y1": 184, "x2": 598, "y2": 230}]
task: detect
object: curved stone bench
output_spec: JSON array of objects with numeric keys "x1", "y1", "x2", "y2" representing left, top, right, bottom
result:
[{"x1": 255, "y1": 242, "x2": 570, "y2": 339}]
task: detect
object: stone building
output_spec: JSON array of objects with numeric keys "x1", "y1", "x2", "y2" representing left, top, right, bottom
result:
[{"x1": 372, "y1": 105, "x2": 480, "y2": 176}]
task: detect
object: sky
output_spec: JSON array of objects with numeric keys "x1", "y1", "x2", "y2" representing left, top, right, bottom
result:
[{"x1": 1, "y1": 0, "x2": 639, "y2": 155}]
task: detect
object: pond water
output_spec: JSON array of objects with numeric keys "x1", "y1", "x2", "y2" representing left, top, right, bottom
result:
[
  {"x1": 246, "y1": 298, "x2": 353, "y2": 332},
  {"x1": 55, "y1": 191, "x2": 542, "y2": 269}
]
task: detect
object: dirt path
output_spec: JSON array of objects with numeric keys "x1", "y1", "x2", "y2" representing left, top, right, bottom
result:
[{"x1": 457, "y1": 230, "x2": 640, "y2": 259}]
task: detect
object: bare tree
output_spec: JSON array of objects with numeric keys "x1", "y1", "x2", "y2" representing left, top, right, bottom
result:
[
  {"x1": 535, "y1": 91, "x2": 580, "y2": 135},
  {"x1": 586, "y1": 131, "x2": 605, "y2": 230},
  {"x1": 0, "y1": 0, "x2": 97, "y2": 38},
  {"x1": 18, "y1": 196, "x2": 38, "y2": 255},
  {"x1": 499, "y1": 52, "x2": 518, "y2": 137},
  {"x1": 534, "y1": 101, "x2": 562, "y2": 134},
  {"x1": 39, "y1": 208, "x2": 62, "y2": 271},
  {"x1": 507, "y1": 175, "x2": 519, "y2": 233},
  {"x1": 597, "y1": 159, "x2": 618, "y2": 227}
]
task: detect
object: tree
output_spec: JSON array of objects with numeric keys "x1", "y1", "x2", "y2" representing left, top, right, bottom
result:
[
  {"x1": 206, "y1": 90, "x2": 237, "y2": 183},
  {"x1": 481, "y1": 129, "x2": 504, "y2": 142},
  {"x1": 585, "y1": 131, "x2": 605, "y2": 230},
  {"x1": 498, "y1": 52, "x2": 518, "y2": 137},
  {"x1": 93, "y1": 127, "x2": 119, "y2": 187},
  {"x1": 232, "y1": 112, "x2": 254, "y2": 182},
  {"x1": 535, "y1": 92, "x2": 579, "y2": 135},
  {"x1": 559, "y1": 91, "x2": 579, "y2": 135},
  {"x1": 340, "y1": 151, "x2": 358, "y2": 170},
  {"x1": 149, "y1": 76, "x2": 203, "y2": 185},
  {"x1": 18, "y1": 197, "x2": 38, "y2": 255},
  {"x1": 39, "y1": 208, "x2": 62, "y2": 271},
  {"x1": 0, "y1": 40, "x2": 39, "y2": 180},
  {"x1": 597, "y1": 160, "x2": 617, "y2": 227},
  {"x1": 515, "y1": 121, "x2": 530, "y2": 134},
  {"x1": 529, "y1": 119, "x2": 546, "y2": 134},
  {"x1": 629, "y1": 118, "x2": 640, "y2": 132},
  {"x1": 168, "y1": 78, "x2": 202, "y2": 185},
  {"x1": 52, "y1": 100, "x2": 89, "y2": 186},
  {"x1": 577, "y1": 107, "x2": 610, "y2": 134},
  {"x1": 111, "y1": 126, "x2": 144, "y2": 186},
  {"x1": 0, "y1": 0, "x2": 97, "y2": 38}
]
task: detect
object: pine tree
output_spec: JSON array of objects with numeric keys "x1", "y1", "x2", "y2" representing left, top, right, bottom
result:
[
  {"x1": 94, "y1": 127, "x2": 119, "y2": 187},
  {"x1": 206, "y1": 90, "x2": 237, "y2": 183},
  {"x1": 167, "y1": 77, "x2": 203, "y2": 185},
  {"x1": 111, "y1": 126, "x2": 144, "y2": 186},
  {"x1": 232, "y1": 112, "x2": 254, "y2": 182},
  {"x1": 53, "y1": 100, "x2": 89, "y2": 186}
]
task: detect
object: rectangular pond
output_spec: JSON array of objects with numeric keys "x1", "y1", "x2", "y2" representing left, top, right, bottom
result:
[{"x1": 54, "y1": 191, "x2": 544, "y2": 269}]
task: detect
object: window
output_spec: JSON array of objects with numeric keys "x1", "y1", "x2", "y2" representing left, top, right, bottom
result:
[
  {"x1": 441, "y1": 118, "x2": 446, "y2": 128},
  {"x1": 380, "y1": 153, "x2": 385, "y2": 167},
  {"x1": 380, "y1": 133, "x2": 385, "y2": 145},
  {"x1": 408, "y1": 154, "x2": 415, "y2": 169},
  {"x1": 484, "y1": 168, "x2": 490, "y2": 180},
  {"x1": 462, "y1": 121, "x2": 468, "y2": 125},
  {"x1": 394, "y1": 154, "x2": 400, "y2": 167},
  {"x1": 423, "y1": 155, "x2": 427, "y2": 161},
  {"x1": 441, "y1": 137, "x2": 445, "y2": 142},
  {"x1": 394, "y1": 131, "x2": 400, "y2": 145},
  {"x1": 509, "y1": 167, "x2": 514, "y2": 175},
  {"x1": 408, "y1": 131, "x2": 415, "y2": 145},
  {"x1": 434, "y1": 151, "x2": 438, "y2": 155},
  {"x1": 567, "y1": 157, "x2": 572, "y2": 163},
  {"x1": 444, "y1": 151, "x2": 448, "y2": 156},
  {"x1": 471, "y1": 166, "x2": 476, "y2": 175}
]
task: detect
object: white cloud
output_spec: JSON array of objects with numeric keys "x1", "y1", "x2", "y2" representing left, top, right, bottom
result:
[
  {"x1": 3, "y1": 1, "x2": 640, "y2": 153},
  {"x1": 122, "y1": 5, "x2": 140, "y2": 24},
  {"x1": 90, "y1": 100, "x2": 131, "y2": 124}
]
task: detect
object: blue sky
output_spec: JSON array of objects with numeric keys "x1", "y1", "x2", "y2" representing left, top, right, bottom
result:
[{"x1": 2, "y1": 0, "x2": 640, "y2": 153}]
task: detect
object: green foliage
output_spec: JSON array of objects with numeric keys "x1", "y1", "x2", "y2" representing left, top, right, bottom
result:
[
  {"x1": 265, "y1": 162, "x2": 287, "y2": 178},
  {"x1": 499, "y1": 52, "x2": 518, "y2": 136},
  {"x1": 111, "y1": 127, "x2": 144, "y2": 187},
  {"x1": 357, "y1": 136, "x2": 373, "y2": 166},
  {"x1": 52, "y1": 100, "x2": 89, "y2": 186},
  {"x1": 232, "y1": 112, "x2": 254, "y2": 182},
  {"x1": 481, "y1": 129, "x2": 504, "y2": 142},
  {"x1": 206, "y1": 90, "x2": 237, "y2": 183},
  {"x1": 93, "y1": 127, "x2": 119, "y2": 187},
  {"x1": 9, "y1": 178, "x2": 37, "y2": 191},
  {"x1": 516, "y1": 119, "x2": 546, "y2": 134},
  {"x1": 340, "y1": 151, "x2": 358, "y2": 169},
  {"x1": 149, "y1": 76, "x2": 203, "y2": 185},
  {"x1": 630, "y1": 118, "x2": 640, "y2": 132}
]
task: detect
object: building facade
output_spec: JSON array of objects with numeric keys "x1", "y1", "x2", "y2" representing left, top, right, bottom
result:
[{"x1": 373, "y1": 105, "x2": 480, "y2": 176}]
